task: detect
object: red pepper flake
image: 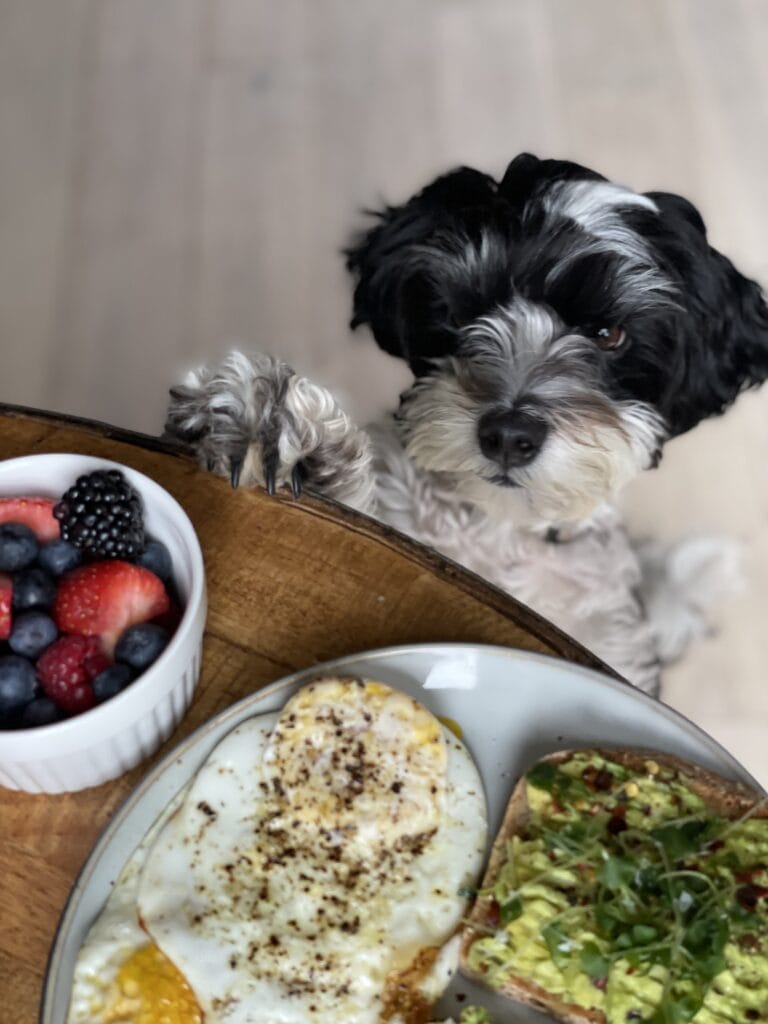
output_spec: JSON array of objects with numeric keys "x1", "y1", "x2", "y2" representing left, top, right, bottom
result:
[
  {"x1": 487, "y1": 900, "x2": 500, "y2": 927},
  {"x1": 592, "y1": 977, "x2": 608, "y2": 990},
  {"x1": 607, "y1": 815, "x2": 629, "y2": 836},
  {"x1": 736, "y1": 884, "x2": 768, "y2": 912},
  {"x1": 626, "y1": 966, "x2": 635, "y2": 975},
  {"x1": 735, "y1": 865, "x2": 767, "y2": 884},
  {"x1": 595, "y1": 769, "x2": 613, "y2": 792},
  {"x1": 582, "y1": 765, "x2": 598, "y2": 789}
]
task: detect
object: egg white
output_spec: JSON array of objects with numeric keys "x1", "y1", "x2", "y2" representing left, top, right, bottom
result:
[
  {"x1": 138, "y1": 680, "x2": 488, "y2": 1023},
  {"x1": 65, "y1": 714, "x2": 278, "y2": 1024}
]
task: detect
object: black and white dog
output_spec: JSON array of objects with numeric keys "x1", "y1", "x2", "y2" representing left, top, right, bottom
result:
[{"x1": 166, "y1": 154, "x2": 768, "y2": 694}]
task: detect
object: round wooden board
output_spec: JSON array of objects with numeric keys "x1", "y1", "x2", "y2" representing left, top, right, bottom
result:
[{"x1": 0, "y1": 405, "x2": 610, "y2": 1019}]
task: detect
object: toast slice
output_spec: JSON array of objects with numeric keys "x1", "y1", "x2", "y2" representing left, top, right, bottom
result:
[{"x1": 460, "y1": 749, "x2": 768, "y2": 1024}]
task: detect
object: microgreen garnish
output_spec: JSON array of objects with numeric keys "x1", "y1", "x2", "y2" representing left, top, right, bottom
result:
[
  {"x1": 598, "y1": 853, "x2": 636, "y2": 890},
  {"x1": 489, "y1": 756, "x2": 768, "y2": 1024},
  {"x1": 526, "y1": 761, "x2": 590, "y2": 800},
  {"x1": 650, "y1": 818, "x2": 719, "y2": 860},
  {"x1": 542, "y1": 920, "x2": 574, "y2": 967},
  {"x1": 580, "y1": 941, "x2": 610, "y2": 980},
  {"x1": 499, "y1": 895, "x2": 522, "y2": 926}
]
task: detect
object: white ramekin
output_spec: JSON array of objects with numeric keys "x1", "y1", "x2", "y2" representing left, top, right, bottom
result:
[{"x1": 0, "y1": 453, "x2": 207, "y2": 793}]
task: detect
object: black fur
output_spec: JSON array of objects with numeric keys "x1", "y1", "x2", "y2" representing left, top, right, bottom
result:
[{"x1": 346, "y1": 152, "x2": 768, "y2": 440}]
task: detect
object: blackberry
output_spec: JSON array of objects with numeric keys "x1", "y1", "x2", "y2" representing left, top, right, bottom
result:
[{"x1": 54, "y1": 469, "x2": 145, "y2": 560}]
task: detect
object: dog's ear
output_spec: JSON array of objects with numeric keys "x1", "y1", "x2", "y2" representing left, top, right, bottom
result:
[
  {"x1": 345, "y1": 167, "x2": 514, "y2": 372},
  {"x1": 642, "y1": 191, "x2": 768, "y2": 435}
]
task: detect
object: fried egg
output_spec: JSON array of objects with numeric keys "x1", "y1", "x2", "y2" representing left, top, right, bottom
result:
[
  {"x1": 68, "y1": 679, "x2": 487, "y2": 1024},
  {"x1": 65, "y1": 715, "x2": 278, "y2": 1024}
]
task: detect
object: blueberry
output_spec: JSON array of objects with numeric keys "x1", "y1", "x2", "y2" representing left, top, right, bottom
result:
[
  {"x1": 12, "y1": 567, "x2": 57, "y2": 611},
  {"x1": 115, "y1": 623, "x2": 170, "y2": 671},
  {"x1": 136, "y1": 540, "x2": 173, "y2": 583},
  {"x1": 37, "y1": 539, "x2": 82, "y2": 576},
  {"x1": 0, "y1": 655, "x2": 36, "y2": 714},
  {"x1": 20, "y1": 696, "x2": 63, "y2": 728},
  {"x1": 9, "y1": 611, "x2": 58, "y2": 659},
  {"x1": 0, "y1": 523, "x2": 39, "y2": 572},
  {"x1": 92, "y1": 663, "x2": 135, "y2": 702}
]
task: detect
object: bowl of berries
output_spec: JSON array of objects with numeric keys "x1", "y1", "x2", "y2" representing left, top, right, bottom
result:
[{"x1": 0, "y1": 454, "x2": 206, "y2": 792}]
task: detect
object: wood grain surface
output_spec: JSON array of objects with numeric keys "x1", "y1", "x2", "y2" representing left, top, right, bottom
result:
[{"x1": 0, "y1": 407, "x2": 608, "y2": 1020}]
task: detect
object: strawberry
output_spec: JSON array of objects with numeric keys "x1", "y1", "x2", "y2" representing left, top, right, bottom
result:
[
  {"x1": 53, "y1": 561, "x2": 171, "y2": 655},
  {"x1": 151, "y1": 601, "x2": 183, "y2": 635},
  {"x1": 37, "y1": 634, "x2": 109, "y2": 714},
  {"x1": 0, "y1": 498, "x2": 60, "y2": 542},
  {"x1": 54, "y1": 560, "x2": 169, "y2": 656},
  {"x1": 0, "y1": 573, "x2": 11, "y2": 640}
]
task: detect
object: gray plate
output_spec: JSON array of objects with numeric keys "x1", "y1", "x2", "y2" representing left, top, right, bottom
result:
[{"x1": 42, "y1": 643, "x2": 762, "y2": 1023}]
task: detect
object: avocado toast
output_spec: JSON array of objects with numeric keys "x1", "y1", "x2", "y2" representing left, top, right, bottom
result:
[{"x1": 460, "y1": 750, "x2": 768, "y2": 1024}]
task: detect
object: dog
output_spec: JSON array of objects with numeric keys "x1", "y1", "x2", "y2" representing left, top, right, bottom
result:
[{"x1": 165, "y1": 154, "x2": 768, "y2": 695}]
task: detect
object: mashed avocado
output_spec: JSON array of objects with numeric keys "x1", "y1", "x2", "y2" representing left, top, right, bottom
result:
[
  {"x1": 457, "y1": 1008, "x2": 492, "y2": 1024},
  {"x1": 466, "y1": 754, "x2": 768, "y2": 1024}
]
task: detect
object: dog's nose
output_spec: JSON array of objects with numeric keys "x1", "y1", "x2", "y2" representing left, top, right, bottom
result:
[{"x1": 477, "y1": 409, "x2": 548, "y2": 468}]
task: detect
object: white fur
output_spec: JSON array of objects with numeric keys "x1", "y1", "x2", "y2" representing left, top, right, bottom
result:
[
  {"x1": 396, "y1": 301, "x2": 665, "y2": 526},
  {"x1": 167, "y1": 351, "x2": 734, "y2": 697},
  {"x1": 169, "y1": 352, "x2": 376, "y2": 510},
  {"x1": 541, "y1": 181, "x2": 675, "y2": 305},
  {"x1": 635, "y1": 535, "x2": 743, "y2": 663},
  {"x1": 370, "y1": 420, "x2": 662, "y2": 691},
  {"x1": 548, "y1": 179, "x2": 657, "y2": 227}
]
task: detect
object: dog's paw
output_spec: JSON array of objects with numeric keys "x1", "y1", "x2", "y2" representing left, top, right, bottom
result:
[{"x1": 165, "y1": 351, "x2": 376, "y2": 511}]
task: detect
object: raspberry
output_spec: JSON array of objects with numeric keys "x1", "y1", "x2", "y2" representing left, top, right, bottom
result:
[{"x1": 37, "y1": 634, "x2": 110, "y2": 714}]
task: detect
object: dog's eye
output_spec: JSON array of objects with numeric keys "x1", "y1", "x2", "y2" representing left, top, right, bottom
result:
[{"x1": 594, "y1": 326, "x2": 626, "y2": 351}]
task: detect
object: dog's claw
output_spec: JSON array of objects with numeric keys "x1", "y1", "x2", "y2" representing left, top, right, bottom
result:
[
  {"x1": 291, "y1": 464, "x2": 304, "y2": 499},
  {"x1": 263, "y1": 450, "x2": 278, "y2": 497},
  {"x1": 229, "y1": 457, "x2": 243, "y2": 489}
]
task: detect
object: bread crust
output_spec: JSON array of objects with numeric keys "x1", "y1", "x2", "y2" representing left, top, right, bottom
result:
[{"x1": 459, "y1": 748, "x2": 766, "y2": 1024}]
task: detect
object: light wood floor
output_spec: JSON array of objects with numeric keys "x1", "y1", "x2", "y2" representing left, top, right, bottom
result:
[{"x1": 2, "y1": 0, "x2": 767, "y2": 781}]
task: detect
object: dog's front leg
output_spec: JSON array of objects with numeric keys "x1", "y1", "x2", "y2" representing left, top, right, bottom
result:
[{"x1": 164, "y1": 351, "x2": 376, "y2": 512}]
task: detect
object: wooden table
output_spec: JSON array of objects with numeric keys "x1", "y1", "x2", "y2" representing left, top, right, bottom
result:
[{"x1": 0, "y1": 406, "x2": 609, "y2": 1020}]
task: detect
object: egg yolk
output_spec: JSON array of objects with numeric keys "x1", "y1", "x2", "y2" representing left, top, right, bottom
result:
[
  {"x1": 102, "y1": 943, "x2": 202, "y2": 1024},
  {"x1": 438, "y1": 715, "x2": 463, "y2": 740}
]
